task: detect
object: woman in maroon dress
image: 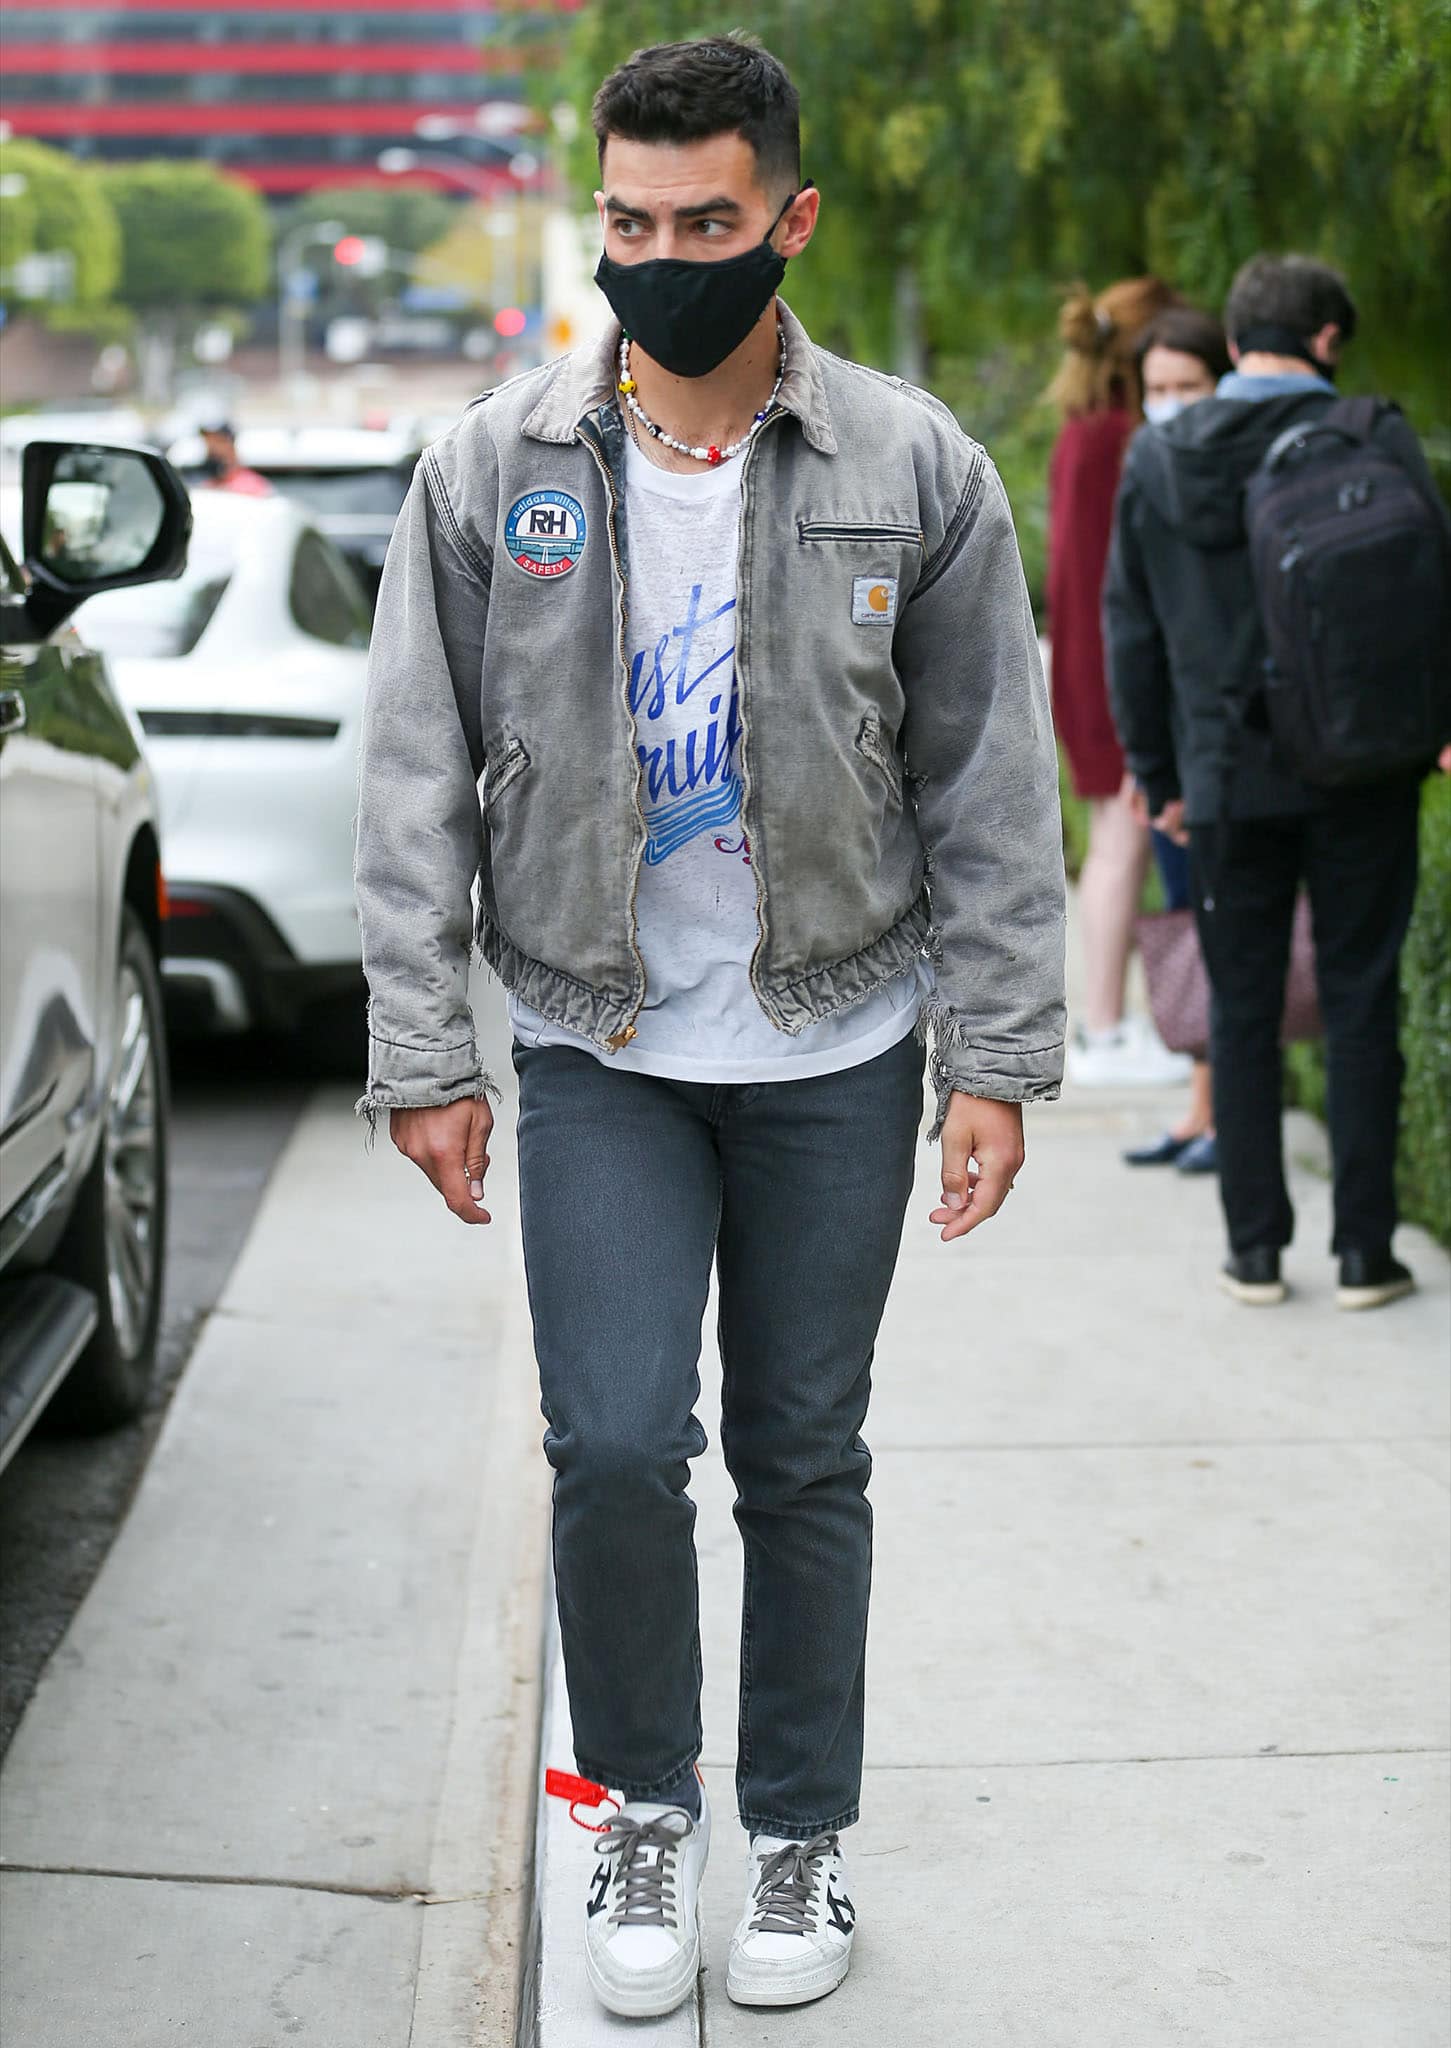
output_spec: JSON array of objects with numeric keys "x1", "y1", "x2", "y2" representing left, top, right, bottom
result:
[{"x1": 1047, "y1": 275, "x2": 1188, "y2": 1085}]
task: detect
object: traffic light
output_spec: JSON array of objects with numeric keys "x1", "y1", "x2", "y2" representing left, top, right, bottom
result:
[{"x1": 333, "y1": 235, "x2": 388, "y2": 278}]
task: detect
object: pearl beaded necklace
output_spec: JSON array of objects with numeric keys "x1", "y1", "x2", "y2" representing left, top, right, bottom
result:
[{"x1": 616, "y1": 326, "x2": 787, "y2": 467}]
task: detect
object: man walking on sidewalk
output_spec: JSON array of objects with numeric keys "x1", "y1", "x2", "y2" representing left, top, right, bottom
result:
[
  {"x1": 1105, "y1": 252, "x2": 1450, "y2": 1312},
  {"x1": 355, "y1": 34, "x2": 1065, "y2": 2018}
]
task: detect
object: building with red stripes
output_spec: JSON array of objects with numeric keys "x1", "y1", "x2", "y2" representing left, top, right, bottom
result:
[{"x1": 1, "y1": 0, "x2": 577, "y2": 195}]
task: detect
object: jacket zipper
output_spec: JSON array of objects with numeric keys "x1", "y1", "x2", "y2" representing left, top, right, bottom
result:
[
  {"x1": 577, "y1": 413, "x2": 647, "y2": 1050},
  {"x1": 855, "y1": 712, "x2": 903, "y2": 802},
  {"x1": 484, "y1": 735, "x2": 530, "y2": 805},
  {"x1": 736, "y1": 406, "x2": 789, "y2": 1020}
]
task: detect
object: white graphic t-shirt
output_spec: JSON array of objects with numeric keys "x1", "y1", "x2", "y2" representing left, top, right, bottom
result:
[{"x1": 509, "y1": 435, "x2": 924, "y2": 1080}]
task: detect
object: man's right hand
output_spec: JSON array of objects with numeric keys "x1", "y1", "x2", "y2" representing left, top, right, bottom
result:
[{"x1": 390, "y1": 1098, "x2": 495, "y2": 1225}]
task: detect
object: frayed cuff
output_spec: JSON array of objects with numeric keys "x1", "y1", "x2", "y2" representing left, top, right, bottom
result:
[
  {"x1": 355, "y1": 1070, "x2": 500, "y2": 1149},
  {"x1": 916, "y1": 1001, "x2": 1064, "y2": 1140}
]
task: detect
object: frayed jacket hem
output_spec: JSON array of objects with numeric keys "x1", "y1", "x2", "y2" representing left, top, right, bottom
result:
[{"x1": 477, "y1": 899, "x2": 934, "y2": 1045}]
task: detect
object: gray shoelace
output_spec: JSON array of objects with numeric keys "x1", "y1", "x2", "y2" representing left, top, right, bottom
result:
[
  {"x1": 596, "y1": 1809, "x2": 694, "y2": 1929},
  {"x1": 748, "y1": 1833, "x2": 838, "y2": 1936}
]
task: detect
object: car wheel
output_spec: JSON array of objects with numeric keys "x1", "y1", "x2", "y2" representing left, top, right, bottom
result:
[{"x1": 45, "y1": 911, "x2": 170, "y2": 1433}]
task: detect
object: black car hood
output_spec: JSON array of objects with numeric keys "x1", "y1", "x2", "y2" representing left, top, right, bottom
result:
[{"x1": 1131, "y1": 390, "x2": 1336, "y2": 551}]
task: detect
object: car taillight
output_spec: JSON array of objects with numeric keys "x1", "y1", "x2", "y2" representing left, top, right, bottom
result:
[
  {"x1": 156, "y1": 865, "x2": 170, "y2": 921},
  {"x1": 165, "y1": 895, "x2": 213, "y2": 920}
]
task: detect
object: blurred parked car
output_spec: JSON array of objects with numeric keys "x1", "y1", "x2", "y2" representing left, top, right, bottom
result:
[
  {"x1": 0, "y1": 407, "x2": 152, "y2": 484},
  {"x1": 73, "y1": 492, "x2": 372, "y2": 1060},
  {"x1": 0, "y1": 439, "x2": 190, "y2": 1465},
  {"x1": 167, "y1": 424, "x2": 420, "y2": 608}
]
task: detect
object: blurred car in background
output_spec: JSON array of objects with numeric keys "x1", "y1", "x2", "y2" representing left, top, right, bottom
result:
[
  {"x1": 71, "y1": 492, "x2": 373, "y2": 1064},
  {"x1": 0, "y1": 438, "x2": 190, "y2": 1465},
  {"x1": 167, "y1": 424, "x2": 420, "y2": 609},
  {"x1": 0, "y1": 406, "x2": 152, "y2": 480}
]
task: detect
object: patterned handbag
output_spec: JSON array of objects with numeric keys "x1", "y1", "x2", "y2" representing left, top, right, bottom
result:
[{"x1": 1134, "y1": 896, "x2": 1322, "y2": 1059}]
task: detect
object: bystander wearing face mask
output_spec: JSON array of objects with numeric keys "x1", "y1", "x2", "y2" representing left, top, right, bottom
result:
[{"x1": 1143, "y1": 396, "x2": 1189, "y2": 426}]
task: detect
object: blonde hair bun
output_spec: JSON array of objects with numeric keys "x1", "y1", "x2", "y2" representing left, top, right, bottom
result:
[
  {"x1": 1058, "y1": 286, "x2": 1105, "y2": 354},
  {"x1": 1049, "y1": 274, "x2": 1180, "y2": 418}
]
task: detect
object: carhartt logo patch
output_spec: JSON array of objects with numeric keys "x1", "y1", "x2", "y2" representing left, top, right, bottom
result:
[
  {"x1": 505, "y1": 489, "x2": 586, "y2": 580},
  {"x1": 852, "y1": 576, "x2": 897, "y2": 625}
]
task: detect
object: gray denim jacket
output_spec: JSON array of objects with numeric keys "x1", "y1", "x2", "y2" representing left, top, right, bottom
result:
[{"x1": 354, "y1": 304, "x2": 1066, "y2": 1136}]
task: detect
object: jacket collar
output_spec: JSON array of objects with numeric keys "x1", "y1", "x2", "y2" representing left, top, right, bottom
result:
[{"x1": 521, "y1": 299, "x2": 838, "y2": 456}]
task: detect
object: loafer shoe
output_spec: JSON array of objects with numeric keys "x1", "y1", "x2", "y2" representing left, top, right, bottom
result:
[
  {"x1": 1175, "y1": 1133, "x2": 1219, "y2": 1176},
  {"x1": 1337, "y1": 1251, "x2": 1415, "y2": 1312},
  {"x1": 1218, "y1": 1248, "x2": 1287, "y2": 1306},
  {"x1": 1123, "y1": 1131, "x2": 1195, "y2": 1167}
]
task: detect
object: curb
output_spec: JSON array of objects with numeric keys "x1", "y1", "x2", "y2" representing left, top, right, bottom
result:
[{"x1": 520, "y1": 1587, "x2": 701, "y2": 2046}]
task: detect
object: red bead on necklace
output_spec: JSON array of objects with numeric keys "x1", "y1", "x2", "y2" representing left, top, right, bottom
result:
[{"x1": 616, "y1": 325, "x2": 787, "y2": 467}]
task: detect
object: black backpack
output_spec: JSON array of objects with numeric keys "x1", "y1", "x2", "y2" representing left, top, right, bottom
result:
[{"x1": 1244, "y1": 396, "x2": 1451, "y2": 787}]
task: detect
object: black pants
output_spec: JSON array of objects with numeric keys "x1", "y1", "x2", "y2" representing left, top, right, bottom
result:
[{"x1": 1190, "y1": 780, "x2": 1421, "y2": 1258}]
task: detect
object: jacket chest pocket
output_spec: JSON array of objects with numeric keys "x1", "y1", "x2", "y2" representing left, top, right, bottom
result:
[
  {"x1": 797, "y1": 519, "x2": 925, "y2": 549},
  {"x1": 483, "y1": 735, "x2": 531, "y2": 809},
  {"x1": 855, "y1": 710, "x2": 904, "y2": 806}
]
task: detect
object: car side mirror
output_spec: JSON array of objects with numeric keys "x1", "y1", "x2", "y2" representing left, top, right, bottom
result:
[{"x1": 20, "y1": 440, "x2": 193, "y2": 637}]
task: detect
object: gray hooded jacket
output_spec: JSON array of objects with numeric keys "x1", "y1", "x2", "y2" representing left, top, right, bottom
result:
[{"x1": 354, "y1": 305, "x2": 1066, "y2": 1136}]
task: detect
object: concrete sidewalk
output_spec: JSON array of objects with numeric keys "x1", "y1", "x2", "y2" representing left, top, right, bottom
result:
[
  {"x1": 1, "y1": 980, "x2": 1445, "y2": 2046},
  {"x1": 529, "y1": 1081, "x2": 1450, "y2": 2046},
  {"x1": 0, "y1": 992, "x2": 551, "y2": 2047}
]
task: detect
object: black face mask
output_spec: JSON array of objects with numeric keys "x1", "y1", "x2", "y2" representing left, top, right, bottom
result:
[
  {"x1": 199, "y1": 455, "x2": 227, "y2": 480},
  {"x1": 1234, "y1": 321, "x2": 1338, "y2": 380},
  {"x1": 594, "y1": 186, "x2": 809, "y2": 379}
]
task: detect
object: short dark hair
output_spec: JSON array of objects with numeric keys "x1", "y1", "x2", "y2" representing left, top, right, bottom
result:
[
  {"x1": 1134, "y1": 305, "x2": 1232, "y2": 383},
  {"x1": 591, "y1": 34, "x2": 801, "y2": 193},
  {"x1": 1223, "y1": 253, "x2": 1358, "y2": 350}
]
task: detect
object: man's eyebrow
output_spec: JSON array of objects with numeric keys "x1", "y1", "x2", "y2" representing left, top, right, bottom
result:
[
  {"x1": 672, "y1": 195, "x2": 742, "y2": 221},
  {"x1": 603, "y1": 194, "x2": 743, "y2": 223}
]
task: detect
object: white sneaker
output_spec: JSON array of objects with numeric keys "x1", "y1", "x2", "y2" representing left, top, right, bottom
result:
[
  {"x1": 583, "y1": 1786, "x2": 710, "y2": 2019},
  {"x1": 726, "y1": 1831, "x2": 855, "y2": 2008},
  {"x1": 1066, "y1": 1014, "x2": 1193, "y2": 1088}
]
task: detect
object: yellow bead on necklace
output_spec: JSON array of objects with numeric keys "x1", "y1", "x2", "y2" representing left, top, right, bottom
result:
[{"x1": 616, "y1": 328, "x2": 785, "y2": 466}]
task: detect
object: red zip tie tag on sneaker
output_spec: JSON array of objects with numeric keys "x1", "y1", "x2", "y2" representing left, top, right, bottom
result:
[{"x1": 544, "y1": 1769, "x2": 621, "y2": 1833}]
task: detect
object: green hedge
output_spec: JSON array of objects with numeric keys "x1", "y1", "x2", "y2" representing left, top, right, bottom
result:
[{"x1": 1394, "y1": 775, "x2": 1451, "y2": 1245}]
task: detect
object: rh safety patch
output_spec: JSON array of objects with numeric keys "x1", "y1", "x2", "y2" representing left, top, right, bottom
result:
[
  {"x1": 852, "y1": 576, "x2": 898, "y2": 625},
  {"x1": 505, "y1": 489, "x2": 587, "y2": 580}
]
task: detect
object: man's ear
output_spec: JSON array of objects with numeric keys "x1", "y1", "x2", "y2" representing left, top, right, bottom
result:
[
  {"x1": 593, "y1": 190, "x2": 607, "y2": 231},
  {"x1": 777, "y1": 183, "x2": 820, "y2": 259},
  {"x1": 1310, "y1": 320, "x2": 1342, "y2": 367},
  {"x1": 1227, "y1": 340, "x2": 1241, "y2": 366}
]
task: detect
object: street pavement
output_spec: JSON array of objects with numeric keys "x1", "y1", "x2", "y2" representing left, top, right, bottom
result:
[
  {"x1": 0, "y1": 981, "x2": 551, "y2": 2048},
  {"x1": 0, "y1": 1037, "x2": 308, "y2": 1755},
  {"x1": 2, "y1": 964, "x2": 1447, "y2": 2045}
]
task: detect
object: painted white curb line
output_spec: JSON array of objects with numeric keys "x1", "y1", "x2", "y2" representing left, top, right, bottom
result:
[{"x1": 524, "y1": 1593, "x2": 700, "y2": 2046}]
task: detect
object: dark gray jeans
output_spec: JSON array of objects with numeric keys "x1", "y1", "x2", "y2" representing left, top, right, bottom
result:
[{"x1": 512, "y1": 1033, "x2": 924, "y2": 1837}]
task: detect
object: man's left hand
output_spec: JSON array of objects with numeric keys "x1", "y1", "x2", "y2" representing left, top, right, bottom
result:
[{"x1": 931, "y1": 1093, "x2": 1025, "y2": 1243}]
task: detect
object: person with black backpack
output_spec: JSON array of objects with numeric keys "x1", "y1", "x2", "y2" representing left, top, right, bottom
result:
[{"x1": 1103, "y1": 252, "x2": 1451, "y2": 1312}]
